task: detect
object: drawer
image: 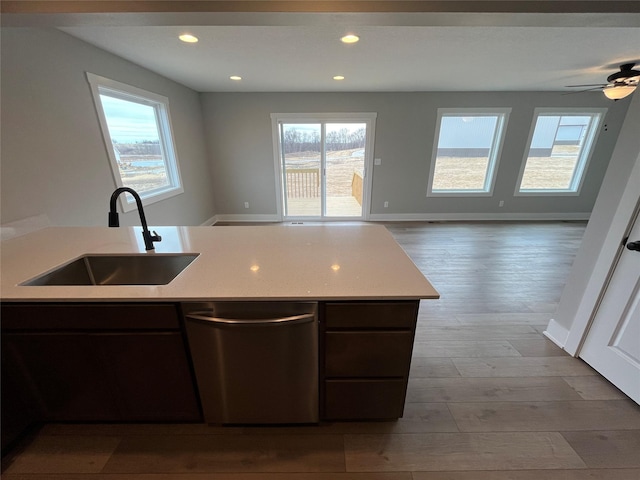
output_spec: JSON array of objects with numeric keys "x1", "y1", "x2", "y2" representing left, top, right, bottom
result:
[
  {"x1": 324, "y1": 301, "x2": 418, "y2": 329},
  {"x1": 1, "y1": 303, "x2": 181, "y2": 330},
  {"x1": 324, "y1": 379, "x2": 407, "y2": 420},
  {"x1": 325, "y1": 331, "x2": 414, "y2": 377}
]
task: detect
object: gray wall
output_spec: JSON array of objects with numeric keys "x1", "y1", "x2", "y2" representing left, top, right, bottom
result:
[
  {"x1": 1, "y1": 28, "x2": 216, "y2": 227},
  {"x1": 1, "y1": 28, "x2": 632, "y2": 226},
  {"x1": 201, "y1": 92, "x2": 630, "y2": 219}
]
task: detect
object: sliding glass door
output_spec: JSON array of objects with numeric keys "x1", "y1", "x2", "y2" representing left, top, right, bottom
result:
[
  {"x1": 274, "y1": 114, "x2": 375, "y2": 220},
  {"x1": 281, "y1": 123, "x2": 322, "y2": 217}
]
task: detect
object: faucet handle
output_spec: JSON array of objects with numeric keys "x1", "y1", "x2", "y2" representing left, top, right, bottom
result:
[
  {"x1": 108, "y1": 211, "x2": 120, "y2": 227},
  {"x1": 150, "y1": 230, "x2": 162, "y2": 242}
]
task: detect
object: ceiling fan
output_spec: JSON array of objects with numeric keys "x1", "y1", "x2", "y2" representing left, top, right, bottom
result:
[{"x1": 566, "y1": 63, "x2": 640, "y2": 100}]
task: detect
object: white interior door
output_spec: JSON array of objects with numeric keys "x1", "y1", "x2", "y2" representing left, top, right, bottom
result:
[{"x1": 579, "y1": 205, "x2": 640, "y2": 404}]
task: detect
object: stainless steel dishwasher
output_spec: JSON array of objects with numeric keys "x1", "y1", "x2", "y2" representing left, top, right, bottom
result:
[{"x1": 182, "y1": 301, "x2": 318, "y2": 424}]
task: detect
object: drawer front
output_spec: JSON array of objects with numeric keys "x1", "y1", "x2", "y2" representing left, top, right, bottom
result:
[
  {"x1": 324, "y1": 379, "x2": 407, "y2": 420},
  {"x1": 324, "y1": 301, "x2": 418, "y2": 329},
  {"x1": 1, "y1": 303, "x2": 181, "y2": 330},
  {"x1": 325, "y1": 331, "x2": 414, "y2": 377}
]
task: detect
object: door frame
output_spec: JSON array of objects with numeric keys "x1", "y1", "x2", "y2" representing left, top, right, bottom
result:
[
  {"x1": 561, "y1": 149, "x2": 640, "y2": 355},
  {"x1": 270, "y1": 112, "x2": 377, "y2": 222}
]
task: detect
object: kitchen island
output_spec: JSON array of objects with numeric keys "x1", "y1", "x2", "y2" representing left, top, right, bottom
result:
[
  {"x1": 1, "y1": 224, "x2": 438, "y2": 301},
  {"x1": 1, "y1": 224, "x2": 438, "y2": 450}
]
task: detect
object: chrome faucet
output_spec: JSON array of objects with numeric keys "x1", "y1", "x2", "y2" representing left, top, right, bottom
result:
[{"x1": 108, "y1": 187, "x2": 162, "y2": 251}]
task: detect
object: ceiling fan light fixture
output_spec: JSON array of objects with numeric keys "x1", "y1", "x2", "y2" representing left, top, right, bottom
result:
[{"x1": 603, "y1": 84, "x2": 636, "y2": 100}]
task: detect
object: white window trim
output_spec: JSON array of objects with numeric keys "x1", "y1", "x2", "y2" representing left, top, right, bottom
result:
[
  {"x1": 427, "y1": 108, "x2": 511, "y2": 197},
  {"x1": 86, "y1": 72, "x2": 183, "y2": 212},
  {"x1": 514, "y1": 107, "x2": 607, "y2": 197},
  {"x1": 270, "y1": 112, "x2": 377, "y2": 221}
]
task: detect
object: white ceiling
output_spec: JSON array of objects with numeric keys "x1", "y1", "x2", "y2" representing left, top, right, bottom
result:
[{"x1": 3, "y1": 7, "x2": 632, "y2": 93}]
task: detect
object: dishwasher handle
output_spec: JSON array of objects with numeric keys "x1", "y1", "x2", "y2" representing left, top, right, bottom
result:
[{"x1": 185, "y1": 311, "x2": 316, "y2": 326}]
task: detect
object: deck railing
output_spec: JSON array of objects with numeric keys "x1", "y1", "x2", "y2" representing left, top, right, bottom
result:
[
  {"x1": 286, "y1": 167, "x2": 363, "y2": 206},
  {"x1": 351, "y1": 171, "x2": 363, "y2": 205},
  {"x1": 286, "y1": 168, "x2": 320, "y2": 198}
]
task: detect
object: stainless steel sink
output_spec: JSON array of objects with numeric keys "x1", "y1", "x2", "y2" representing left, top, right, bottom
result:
[{"x1": 22, "y1": 254, "x2": 199, "y2": 286}]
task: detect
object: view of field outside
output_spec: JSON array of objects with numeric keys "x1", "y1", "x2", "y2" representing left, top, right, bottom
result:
[
  {"x1": 431, "y1": 113, "x2": 503, "y2": 192},
  {"x1": 433, "y1": 144, "x2": 582, "y2": 191},
  {"x1": 432, "y1": 156, "x2": 491, "y2": 191},
  {"x1": 520, "y1": 144, "x2": 582, "y2": 190},
  {"x1": 99, "y1": 94, "x2": 171, "y2": 194},
  {"x1": 101, "y1": 101, "x2": 589, "y2": 206},
  {"x1": 112, "y1": 142, "x2": 169, "y2": 194},
  {"x1": 284, "y1": 148, "x2": 365, "y2": 197},
  {"x1": 282, "y1": 123, "x2": 366, "y2": 217},
  {"x1": 112, "y1": 142, "x2": 584, "y2": 204}
]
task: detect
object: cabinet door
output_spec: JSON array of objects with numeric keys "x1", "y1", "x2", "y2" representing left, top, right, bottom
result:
[
  {"x1": 322, "y1": 300, "x2": 419, "y2": 421},
  {"x1": 95, "y1": 332, "x2": 201, "y2": 421},
  {"x1": 324, "y1": 379, "x2": 407, "y2": 420},
  {"x1": 2, "y1": 337, "x2": 42, "y2": 451},
  {"x1": 2, "y1": 333, "x2": 119, "y2": 421},
  {"x1": 325, "y1": 331, "x2": 414, "y2": 377},
  {"x1": 324, "y1": 301, "x2": 418, "y2": 328},
  {"x1": 1, "y1": 303, "x2": 181, "y2": 330}
]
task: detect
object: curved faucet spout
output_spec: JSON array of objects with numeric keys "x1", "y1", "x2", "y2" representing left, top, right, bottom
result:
[{"x1": 108, "y1": 187, "x2": 162, "y2": 250}]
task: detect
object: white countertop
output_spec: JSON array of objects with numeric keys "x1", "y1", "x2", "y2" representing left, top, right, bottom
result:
[{"x1": 0, "y1": 225, "x2": 439, "y2": 302}]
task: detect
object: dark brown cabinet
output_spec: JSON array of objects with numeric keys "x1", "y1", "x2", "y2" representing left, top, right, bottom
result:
[
  {"x1": 321, "y1": 300, "x2": 419, "y2": 420},
  {"x1": 2, "y1": 299, "x2": 422, "y2": 451},
  {"x1": 3, "y1": 333, "x2": 120, "y2": 422},
  {"x1": 1, "y1": 303, "x2": 202, "y2": 450},
  {"x1": 94, "y1": 332, "x2": 201, "y2": 421}
]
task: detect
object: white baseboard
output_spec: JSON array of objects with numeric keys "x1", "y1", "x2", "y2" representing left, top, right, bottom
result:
[
  {"x1": 368, "y1": 212, "x2": 591, "y2": 222},
  {"x1": 215, "y1": 214, "x2": 281, "y2": 223},
  {"x1": 201, "y1": 215, "x2": 219, "y2": 226},
  {"x1": 543, "y1": 319, "x2": 570, "y2": 351},
  {"x1": 212, "y1": 212, "x2": 591, "y2": 223}
]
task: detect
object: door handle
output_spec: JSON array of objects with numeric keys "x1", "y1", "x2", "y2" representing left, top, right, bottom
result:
[
  {"x1": 626, "y1": 240, "x2": 640, "y2": 252},
  {"x1": 186, "y1": 312, "x2": 316, "y2": 326}
]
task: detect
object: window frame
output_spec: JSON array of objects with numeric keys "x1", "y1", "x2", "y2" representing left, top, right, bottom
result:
[
  {"x1": 514, "y1": 108, "x2": 607, "y2": 196},
  {"x1": 86, "y1": 72, "x2": 183, "y2": 212},
  {"x1": 427, "y1": 108, "x2": 511, "y2": 197}
]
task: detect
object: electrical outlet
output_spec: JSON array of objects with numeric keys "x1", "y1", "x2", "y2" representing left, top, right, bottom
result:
[
  {"x1": 244, "y1": 202, "x2": 249, "y2": 209},
  {"x1": 374, "y1": 158, "x2": 382, "y2": 166},
  {"x1": 499, "y1": 200, "x2": 504, "y2": 207},
  {"x1": 384, "y1": 201, "x2": 389, "y2": 208}
]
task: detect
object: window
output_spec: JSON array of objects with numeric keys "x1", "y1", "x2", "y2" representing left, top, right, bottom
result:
[
  {"x1": 516, "y1": 109, "x2": 605, "y2": 194},
  {"x1": 428, "y1": 109, "x2": 510, "y2": 196},
  {"x1": 87, "y1": 73, "x2": 183, "y2": 211}
]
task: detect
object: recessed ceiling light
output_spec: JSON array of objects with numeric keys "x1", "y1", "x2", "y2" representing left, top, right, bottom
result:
[
  {"x1": 230, "y1": 75, "x2": 242, "y2": 81},
  {"x1": 333, "y1": 75, "x2": 345, "y2": 81},
  {"x1": 341, "y1": 34, "x2": 359, "y2": 44},
  {"x1": 178, "y1": 34, "x2": 198, "y2": 43}
]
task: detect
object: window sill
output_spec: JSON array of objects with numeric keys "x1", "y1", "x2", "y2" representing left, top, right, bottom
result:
[{"x1": 120, "y1": 186, "x2": 184, "y2": 212}]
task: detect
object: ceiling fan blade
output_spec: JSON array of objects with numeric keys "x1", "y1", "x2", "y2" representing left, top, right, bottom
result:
[
  {"x1": 561, "y1": 87, "x2": 604, "y2": 95},
  {"x1": 565, "y1": 84, "x2": 608, "y2": 88}
]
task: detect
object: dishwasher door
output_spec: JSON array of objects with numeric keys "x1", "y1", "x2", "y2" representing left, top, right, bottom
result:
[{"x1": 182, "y1": 302, "x2": 318, "y2": 424}]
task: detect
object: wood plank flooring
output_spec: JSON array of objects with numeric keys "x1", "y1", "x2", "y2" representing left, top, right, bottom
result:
[{"x1": 3, "y1": 221, "x2": 640, "y2": 479}]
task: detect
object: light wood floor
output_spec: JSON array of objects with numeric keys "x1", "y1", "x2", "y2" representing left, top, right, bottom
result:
[{"x1": 3, "y1": 221, "x2": 640, "y2": 479}]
